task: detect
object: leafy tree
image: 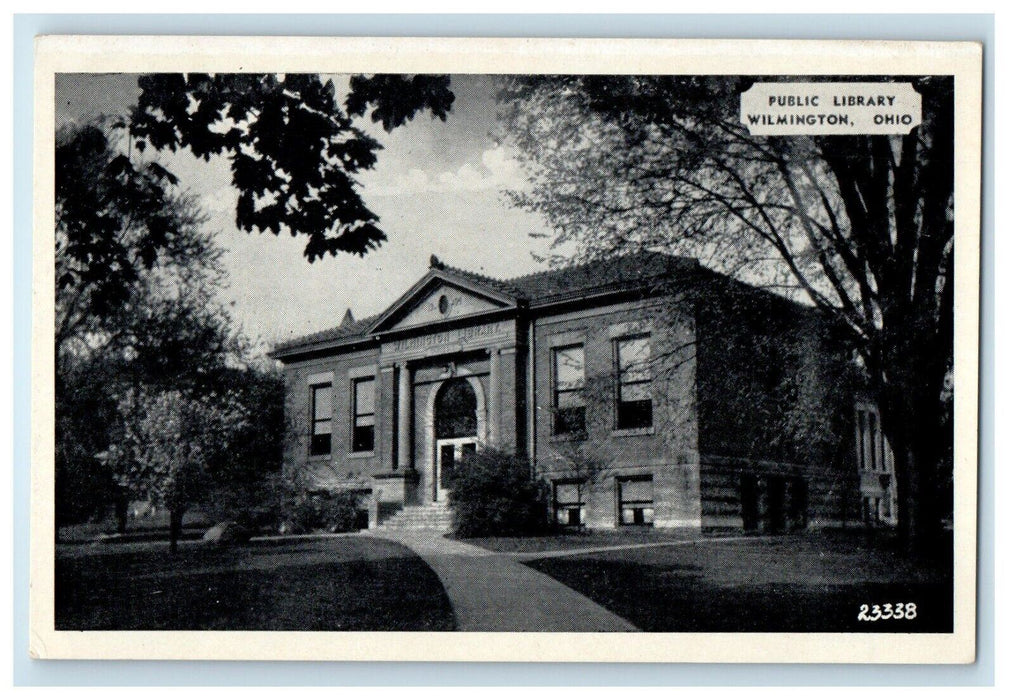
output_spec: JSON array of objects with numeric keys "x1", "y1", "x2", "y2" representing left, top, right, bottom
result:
[
  {"x1": 59, "y1": 70, "x2": 454, "y2": 357},
  {"x1": 55, "y1": 122, "x2": 213, "y2": 361},
  {"x1": 55, "y1": 356, "x2": 125, "y2": 527},
  {"x1": 59, "y1": 354, "x2": 288, "y2": 536},
  {"x1": 101, "y1": 388, "x2": 249, "y2": 551},
  {"x1": 690, "y1": 272, "x2": 857, "y2": 467},
  {"x1": 55, "y1": 277, "x2": 248, "y2": 530},
  {"x1": 55, "y1": 121, "x2": 247, "y2": 529},
  {"x1": 129, "y1": 73, "x2": 454, "y2": 261},
  {"x1": 500, "y1": 76, "x2": 954, "y2": 553},
  {"x1": 199, "y1": 366, "x2": 289, "y2": 528}
]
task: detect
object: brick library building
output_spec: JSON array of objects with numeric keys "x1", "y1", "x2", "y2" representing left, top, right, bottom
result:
[{"x1": 270, "y1": 252, "x2": 898, "y2": 532}]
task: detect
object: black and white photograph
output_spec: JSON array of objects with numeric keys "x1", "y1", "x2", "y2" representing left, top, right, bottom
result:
[{"x1": 31, "y1": 37, "x2": 981, "y2": 662}]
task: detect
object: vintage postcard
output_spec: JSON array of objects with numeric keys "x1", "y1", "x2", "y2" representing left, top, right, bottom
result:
[{"x1": 31, "y1": 36, "x2": 981, "y2": 662}]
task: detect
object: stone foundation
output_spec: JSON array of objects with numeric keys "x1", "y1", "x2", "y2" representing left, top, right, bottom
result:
[{"x1": 368, "y1": 470, "x2": 420, "y2": 528}]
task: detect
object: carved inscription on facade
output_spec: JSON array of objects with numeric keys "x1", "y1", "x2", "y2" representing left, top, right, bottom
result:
[{"x1": 385, "y1": 321, "x2": 513, "y2": 358}]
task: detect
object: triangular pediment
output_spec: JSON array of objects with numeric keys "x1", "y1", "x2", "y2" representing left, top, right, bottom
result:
[{"x1": 367, "y1": 270, "x2": 517, "y2": 334}]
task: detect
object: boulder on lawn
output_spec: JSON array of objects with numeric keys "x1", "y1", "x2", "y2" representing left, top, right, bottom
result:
[
  {"x1": 277, "y1": 519, "x2": 307, "y2": 536},
  {"x1": 203, "y1": 521, "x2": 252, "y2": 545}
]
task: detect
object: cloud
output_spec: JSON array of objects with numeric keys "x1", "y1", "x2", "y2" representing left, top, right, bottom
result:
[
  {"x1": 481, "y1": 145, "x2": 523, "y2": 183},
  {"x1": 363, "y1": 145, "x2": 526, "y2": 197}
]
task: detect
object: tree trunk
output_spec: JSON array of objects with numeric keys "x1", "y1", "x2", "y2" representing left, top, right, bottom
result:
[
  {"x1": 114, "y1": 490, "x2": 128, "y2": 535},
  {"x1": 169, "y1": 508, "x2": 184, "y2": 554},
  {"x1": 891, "y1": 433, "x2": 918, "y2": 554},
  {"x1": 879, "y1": 367, "x2": 947, "y2": 559}
]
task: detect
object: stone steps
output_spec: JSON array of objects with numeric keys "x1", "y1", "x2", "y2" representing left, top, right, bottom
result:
[{"x1": 375, "y1": 504, "x2": 455, "y2": 533}]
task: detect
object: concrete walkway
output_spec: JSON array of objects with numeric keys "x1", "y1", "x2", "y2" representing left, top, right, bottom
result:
[{"x1": 367, "y1": 531, "x2": 639, "y2": 632}]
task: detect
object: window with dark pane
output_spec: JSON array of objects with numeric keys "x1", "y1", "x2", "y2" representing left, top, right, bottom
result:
[
  {"x1": 309, "y1": 383, "x2": 332, "y2": 456},
  {"x1": 615, "y1": 335, "x2": 652, "y2": 429},
  {"x1": 351, "y1": 377, "x2": 375, "y2": 452},
  {"x1": 552, "y1": 345, "x2": 586, "y2": 434},
  {"x1": 553, "y1": 480, "x2": 585, "y2": 527},
  {"x1": 618, "y1": 475, "x2": 654, "y2": 526}
]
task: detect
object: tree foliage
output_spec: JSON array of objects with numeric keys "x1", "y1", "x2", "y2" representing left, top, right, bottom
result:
[
  {"x1": 54, "y1": 121, "x2": 275, "y2": 530},
  {"x1": 101, "y1": 387, "x2": 249, "y2": 550},
  {"x1": 55, "y1": 357, "x2": 125, "y2": 526},
  {"x1": 130, "y1": 73, "x2": 454, "y2": 261},
  {"x1": 500, "y1": 76, "x2": 955, "y2": 551},
  {"x1": 55, "y1": 123, "x2": 213, "y2": 358},
  {"x1": 448, "y1": 448, "x2": 548, "y2": 537},
  {"x1": 691, "y1": 273, "x2": 856, "y2": 466},
  {"x1": 55, "y1": 258, "x2": 249, "y2": 528}
]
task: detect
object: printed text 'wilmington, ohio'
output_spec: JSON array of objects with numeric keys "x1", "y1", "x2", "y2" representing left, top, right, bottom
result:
[{"x1": 745, "y1": 92, "x2": 912, "y2": 128}]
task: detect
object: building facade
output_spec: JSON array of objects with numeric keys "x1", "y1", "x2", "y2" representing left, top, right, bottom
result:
[{"x1": 270, "y1": 252, "x2": 890, "y2": 532}]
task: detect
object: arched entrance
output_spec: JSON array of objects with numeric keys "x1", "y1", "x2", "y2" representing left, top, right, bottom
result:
[{"x1": 427, "y1": 376, "x2": 484, "y2": 502}]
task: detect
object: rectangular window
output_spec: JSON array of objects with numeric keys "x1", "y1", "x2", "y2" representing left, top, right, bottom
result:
[
  {"x1": 553, "y1": 345, "x2": 586, "y2": 434},
  {"x1": 553, "y1": 480, "x2": 586, "y2": 527},
  {"x1": 615, "y1": 335, "x2": 652, "y2": 429},
  {"x1": 618, "y1": 475, "x2": 654, "y2": 526},
  {"x1": 352, "y1": 377, "x2": 375, "y2": 453},
  {"x1": 309, "y1": 383, "x2": 332, "y2": 456}
]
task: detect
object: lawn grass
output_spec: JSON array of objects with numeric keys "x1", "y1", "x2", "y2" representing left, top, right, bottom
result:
[
  {"x1": 57, "y1": 510, "x2": 214, "y2": 544},
  {"x1": 525, "y1": 531, "x2": 952, "y2": 632},
  {"x1": 56, "y1": 536, "x2": 455, "y2": 631},
  {"x1": 460, "y1": 528, "x2": 702, "y2": 554}
]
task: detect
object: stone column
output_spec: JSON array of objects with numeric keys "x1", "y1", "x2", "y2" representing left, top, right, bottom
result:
[
  {"x1": 498, "y1": 346, "x2": 519, "y2": 454},
  {"x1": 397, "y1": 362, "x2": 412, "y2": 471},
  {"x1": 488, "y1": 349, "x2": 501, "y2": 447},
  {"x1": 378, "y1": 365, "x2": 396, "y2": 472}
]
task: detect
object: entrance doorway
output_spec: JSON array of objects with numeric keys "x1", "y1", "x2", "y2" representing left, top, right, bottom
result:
[
  {"x1": 433, "y1": 377, "x2": 479, "y2": 502},
  {"x1": 436, "y1": 438, "x2": 477, "y2": 502}
]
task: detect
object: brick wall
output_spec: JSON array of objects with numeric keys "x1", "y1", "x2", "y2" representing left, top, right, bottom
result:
[
  {"x1": 700, "y1": 456, "x2": 862, "y2": 530},
  {"x1": 282, "y1": 346, "x2": 382, "y2": 492},
  {"x1": 692, "y1": 274, "x2": 861, "y2": 530},
  {"x1": 532, "y1": 298, "x2": 702, "y2": 529}
]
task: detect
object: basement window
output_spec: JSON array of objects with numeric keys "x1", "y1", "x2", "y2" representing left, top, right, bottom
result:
[
  {"x1": 618, "y1": 475, "x2": 654, "y2": 526},
  {"x1": 553, "y1": 480, "x2": 586, "y2": 527}
]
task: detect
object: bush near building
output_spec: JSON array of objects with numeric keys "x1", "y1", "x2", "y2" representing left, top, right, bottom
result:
[
  {"x1": 448, "y1": 449, "x2": 549, "y2": 537},
  {"x1": 279, "y1": 489, "x2": 368, "y2": 534}
]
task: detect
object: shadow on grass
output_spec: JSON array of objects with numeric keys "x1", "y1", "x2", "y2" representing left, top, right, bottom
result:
[
  {"x1": 56, "y1": 537, "x2": 455, "y2": 631},
  {"x1": 526, "y1": 532, "x2": 953, "y2": 633}
]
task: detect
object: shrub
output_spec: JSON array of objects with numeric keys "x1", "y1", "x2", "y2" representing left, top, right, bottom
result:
[
  {"x1": 318, "y1": 490, "x2": 367, "y2": 533},
  {"x1": 448, "y1": 448, "x2": 549, "y2": 537},
  {"x1": 282, "y1": 489, "x2": 367, "y2": 534},
  {"x1": 203, "y1": 472, "x2": 368, "y2": 535},
  {"x1": 201, "y1": 473, "x2": 291, "y2": 533}
]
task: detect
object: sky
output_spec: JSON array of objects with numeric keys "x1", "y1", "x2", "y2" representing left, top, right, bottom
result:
[{"x1": 55, "y1": 73, "x2": 555, "y2": 352}]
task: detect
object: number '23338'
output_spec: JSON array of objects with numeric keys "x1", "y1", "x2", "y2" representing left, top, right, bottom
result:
[{"x1": 858, "y1": 603, "x2": 917, "y2": 621}]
